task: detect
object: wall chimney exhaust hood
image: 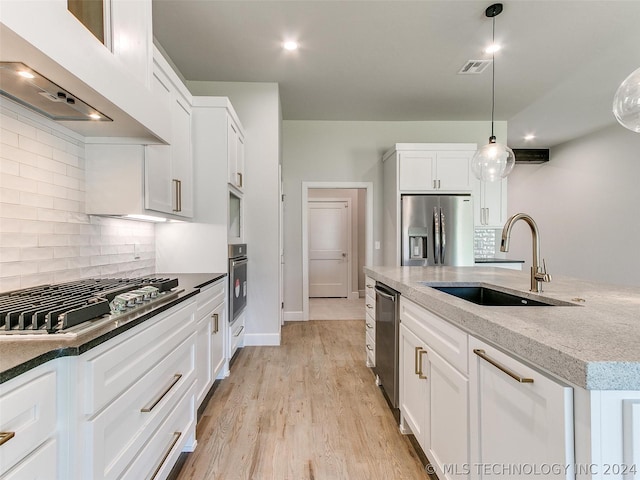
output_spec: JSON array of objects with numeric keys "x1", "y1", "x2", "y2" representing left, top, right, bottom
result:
[{"x1": 0, "y1": 62, "x2": 111, "y2": 122}]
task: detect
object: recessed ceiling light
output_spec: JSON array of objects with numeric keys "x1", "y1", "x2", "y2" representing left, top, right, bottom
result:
[
  {"x1": 283, "y1": 41, "x2": 299, "y2": 51},
  {"x1": 484, "y1": 43, "x2": 501, "y2": 54},
  {"x1": 524, "y1": 134, "x2": 536, "y2": 141},
  {"x1": 89, "y1": 113, "x2": 101, "y2": 120},
  {"x1": 17, "y1": 70, "x2": 35, "y2": 79}
]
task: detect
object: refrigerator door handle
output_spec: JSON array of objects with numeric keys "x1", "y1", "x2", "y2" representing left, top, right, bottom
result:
[
  {"x1": 440, "y1": 207, "x2": 446, "y2": 264},
  {"x1": 433, "y1": 206, "x2": 441, "y2": 264}
]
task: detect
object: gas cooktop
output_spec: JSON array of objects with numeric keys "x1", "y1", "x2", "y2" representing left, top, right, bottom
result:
[{"x1": 0, "y1": 277, "x2": 180, "y2": 337}]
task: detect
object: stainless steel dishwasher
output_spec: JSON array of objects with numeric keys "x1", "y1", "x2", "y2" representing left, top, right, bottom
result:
[{"x1": 374, "y1": 282, "x2": 400, "y2": 411}]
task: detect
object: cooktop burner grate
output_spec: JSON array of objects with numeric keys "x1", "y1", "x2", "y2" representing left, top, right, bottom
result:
[{"x1": 0, "y1": 278, "x2": 179, "y2": 334}]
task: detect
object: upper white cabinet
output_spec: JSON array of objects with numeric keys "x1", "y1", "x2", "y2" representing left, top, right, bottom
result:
[
  {"x1": 86, "y1": 48, "x2": 193, "y2": 220},
  {"x1": 468, "y1": 336, "x2": 574, "y2": 480},
  {"x1": 473, "y1": 178, "x2": 508, "y2": 228},
  {"x1": 227, "y1": 115, "x2": 246, "y2": 192},
  {"x1": 145, "y1": 49, "x2": 193, "y2": 218},
  {"x1": 388, "y1": 144, "x2": 476, "y2": 193}
]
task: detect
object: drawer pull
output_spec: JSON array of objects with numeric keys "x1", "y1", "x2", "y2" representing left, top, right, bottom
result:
[
  {"x1": 366, "y1": 344, "x2": 373, "y2": 352},
  {"x1": 365, "y1": 303, "x2": 373, "y2": 309},
  {"x1": 141, "y1": 374, "x2": 182, "y2": 413},
  {"x1": 366, "y1": 322, "x2": 373, "y2": 329},
  {"x1": 212, "y1": 313, "x2": 219, "y2": 334},
  {"x1": 0, "y1": 431, "x2": 15, "y2": 446},
  {"x1": 366, "y1": 284, "x2": 374, "y2": 289},
  {"x1": 148, "y1": 431, "x2": 182, "y2": 480},
  {"x1": 414, "y1": 346, "x2": 428, "y2": 379},
  {"x1": 418, "y1": 350, "x2": 428, "y2": 380},
  {"x1": 234, "y1": 325, "x2": 244, "y2": 337},
  {"x1": 473, "y1": 349, "x2": 534, "y2": 384}
]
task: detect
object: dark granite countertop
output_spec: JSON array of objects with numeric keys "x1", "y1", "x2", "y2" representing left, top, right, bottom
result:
[
  {"x1": 475, "y1": 258, "x2": 525, "y2": 263},
  {"x1": 0, "y1": 273, "x2": 226, "y2": 384}
]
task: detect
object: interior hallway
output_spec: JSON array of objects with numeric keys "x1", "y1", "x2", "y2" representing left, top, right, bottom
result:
[{"x1": 175, "y1": 320, "x2": 429, "y2": 480}]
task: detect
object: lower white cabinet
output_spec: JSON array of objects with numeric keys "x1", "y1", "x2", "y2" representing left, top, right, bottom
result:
[
  {"x1": 399, "y1": 297, "x2": 469, "y2": 480},
  {"x1": 469, "y1": 336, "x2": 574, "y2": 480},
  {"x1": 365, "y1": 275, "x2": 376, "y2": 367},
  {"x1": 0, "y1": 362, "x2": 58, "y2": 479},
  {"x1": 195, "y1": 279, "x2": 228, "y2": 408}
]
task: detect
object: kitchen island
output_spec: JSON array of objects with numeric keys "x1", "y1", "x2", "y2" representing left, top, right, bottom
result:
[{"x1": 366, "y1": 265, "x2": 640, "y2": 480}]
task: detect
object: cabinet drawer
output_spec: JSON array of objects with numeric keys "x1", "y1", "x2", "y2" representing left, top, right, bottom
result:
[
  {"x1": 400, "y1": 297, "x2": 468, "y2": 374},
  {"x1": 196, "y1": 281, "x2": 225, "y2": 321},
  {"x1": 364, "y1": 298, "x2": 375, "y2": 318},
  {"x1": 86, "y1": 332, "x2": 196, "y2": 480},
  {"x1": 82, "y1": 300, "x2": 196, "y2": 415},
  {"x1": 365, "y1": 329, "x2": 375, "y2": 362},
  {"x1": 0, "y1": 366, "x2": 56, "y2": 475},
  {"x1": 1, "y1": 437, "x2": 57, "y2": 480},
  {"x1": 365, "y1": 312, "x2": 375, "y2": 337},
  {"x1": 365, "y1": 277, "x2": 376, "y2": 304},
  {"x1": 120, "y1": 384, "x2": 195, "y2": 480},
  {"x1": 230, "y1": 316, "x2": 245, "y2": 358}
]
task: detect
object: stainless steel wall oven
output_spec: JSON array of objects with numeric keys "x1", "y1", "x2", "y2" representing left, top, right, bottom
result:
[{"x1": 228, "y1": 244, "x2": 247, "y2": 324}]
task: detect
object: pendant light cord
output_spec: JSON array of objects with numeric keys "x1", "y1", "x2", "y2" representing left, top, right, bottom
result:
[{"x1": 491, "y1": 15, "x2": 496, "y2": 138}]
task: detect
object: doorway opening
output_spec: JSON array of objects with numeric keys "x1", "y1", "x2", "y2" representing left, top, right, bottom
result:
[{"x1": 302, "y1": 182, "x2": 373, "y2": 321}]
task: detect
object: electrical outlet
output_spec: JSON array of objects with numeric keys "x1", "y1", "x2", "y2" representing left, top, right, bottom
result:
[{"x1": 375, "y1": 241, "x2": 381, "y2": 250}]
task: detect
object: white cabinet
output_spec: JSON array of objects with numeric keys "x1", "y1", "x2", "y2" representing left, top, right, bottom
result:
[
  {"x1": 469, "y1": 336, "x2": 574, "y2": 480},
  {"x1": 392, "y1": 145, "x2": 476, "y2": 193},
  {"x1": 229, "y1": 311, "x2": 246, "y2": 361},
  {"x1": 77, "y1": 300, "x2": 198, "y2": 480},
  {"x1": 227, "y1": 118, "x2": 245, "y2": 192},
  {"x1": 399, "y1": 296, "x2": 469, "y2": 480},
  {"x1": 145, "y1": 49, "x2": 193, "y2": 218},
  {"x1": 195, "y1": 279, "x2": 228, "y2": 408},
  {"x1": 473, "y1": 178, "x2": 507, "y2": 228},
  {"x1": 365, "y1": 276, "x2": 376, "y2": 367},
  {"x1": 0, "y1": 362, "x2": 58, "y2": 478}
]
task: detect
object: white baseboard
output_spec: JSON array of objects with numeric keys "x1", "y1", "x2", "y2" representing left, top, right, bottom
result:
[
  {"x1": 349, "y1": 291, "x2": 360, "y2": 300},
  {"x1": 284, "y1": 311, "x2": 305, "y2": 321},
  {"x1": 243, "y1": 333, "x2": 281, "y2": 346}
]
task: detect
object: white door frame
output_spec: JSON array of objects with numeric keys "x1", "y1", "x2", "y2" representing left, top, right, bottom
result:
[
  {"x1": 308, "y1": 197, "x2": 352, "y2": 299},
  {"x1": 302, "y1": 181, "x2": 374, "y2": 321}
]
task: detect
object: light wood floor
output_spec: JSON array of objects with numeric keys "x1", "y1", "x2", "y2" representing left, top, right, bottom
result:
[
  {"x1": 309, "y1": 297, "x2": 365, "y2": 320},
  {"x1": 176, "y1": 320, "x2": 430, "y2": 480}
]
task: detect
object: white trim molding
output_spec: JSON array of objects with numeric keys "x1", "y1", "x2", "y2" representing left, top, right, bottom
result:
[{"x1": 284, "y1": 311, "x2": 305, "y2": 322}]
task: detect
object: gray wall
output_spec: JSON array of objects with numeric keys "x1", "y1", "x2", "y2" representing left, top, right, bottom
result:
[
  {"x1": 507, "y1": 123, "x2": 640, "y2": 287},
  {"x1": 282, "y1": 120, "x2": 507, "y2": 316},
  {"x1": 187, "y1": 81, "x2": 282, "y2": 345}
]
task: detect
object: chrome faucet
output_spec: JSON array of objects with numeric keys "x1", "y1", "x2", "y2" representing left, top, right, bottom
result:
[{"x1": 500, "y1": 213, "x2": 551, "y2": 293}]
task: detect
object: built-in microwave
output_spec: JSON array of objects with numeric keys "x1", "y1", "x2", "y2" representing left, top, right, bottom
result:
[{"x1": 228, "y1": 190, "x2": 243, "y2": 243}]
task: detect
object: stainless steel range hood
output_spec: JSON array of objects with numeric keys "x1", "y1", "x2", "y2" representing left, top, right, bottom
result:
[{"x1": 0, "y1": 62, "x2": 112, "y2": 122}]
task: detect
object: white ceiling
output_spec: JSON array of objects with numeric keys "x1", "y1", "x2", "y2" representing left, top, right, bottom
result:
[{"x1": 152, "y1": 0, "x2": 640, "y2": 148}]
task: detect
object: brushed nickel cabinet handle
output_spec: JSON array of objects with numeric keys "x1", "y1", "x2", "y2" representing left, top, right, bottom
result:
[
  {"x1": 237, "y1": 172, "x2": 243, "y2": 188},
  {"x1": 0, "y1": 431, "x2": 15, "y2": 446},
  {"x1": 474, "y1": 349, "x2": 534, "y2": 383},
  {"x1": 212, "y1": 313, "x2": 219, "y2": 333},
  {"x1": 172, "y1": 179, "x2": 179, "y2": 212},
  {"x1": 433, "y1": 180, "x2": 437, "y2": 189},
  {"x1": 141, "y1": 374, "x2": 182, "y2": 412},
  {"x1": 234, "y1": 325, "x2": 244, "y2": 337},
  {"x1": 177, "y1": 179, "x2": 182, "y2": 212},
  {"x1": 366, "y1": 344, "x2": 373, "y2": 352},
  {"x1": 366, "y1": 284, "x2": 374, "y2": 289},
  {"x1": 149, "y1": 431, "x2": 182, "y2": 480},
  {"x1": 438, "y1": 179, "x2": 441, "y2": 189},
  {"x1": 365, "y1": 303, "x2": 373, "y2": 310},
  {"x1": 366, "y1": 322, "x2": 373, "y2": 329},
  {"x1": 418, "y1": 350, "x2": 428, "y2": 380}
]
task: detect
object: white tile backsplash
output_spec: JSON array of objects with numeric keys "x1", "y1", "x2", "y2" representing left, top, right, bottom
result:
[
  {"x1": 0, "y1": 106, "x2": 155, "y2": 291},
  {"x1": 474, "y1": 228, "x2": 498, "y2": 259}
]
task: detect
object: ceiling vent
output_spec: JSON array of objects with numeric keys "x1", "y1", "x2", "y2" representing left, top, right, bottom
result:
[
  {"x1": 513, "y1": 149, "x2": 550, "y2": 164},
  {"x1": 458, "y1": 60, "x2": 492, "y2": 75}
]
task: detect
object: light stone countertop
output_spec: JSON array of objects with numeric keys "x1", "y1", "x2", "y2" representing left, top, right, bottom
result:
[{"x1": 364, "y1": 265, "x2": 640, "y2": 390}]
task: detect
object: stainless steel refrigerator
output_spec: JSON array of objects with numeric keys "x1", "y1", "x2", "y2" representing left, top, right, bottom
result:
[{"x1": 401, "y1": 194, "x2": 474, "y2": 266}]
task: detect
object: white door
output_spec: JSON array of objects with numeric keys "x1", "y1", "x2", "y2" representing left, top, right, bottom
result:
[{"x1": 308, "y1": 201, "x2": 349, "y2": 297}]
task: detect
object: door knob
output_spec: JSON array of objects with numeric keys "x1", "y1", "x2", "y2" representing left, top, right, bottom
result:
[{"x1": 342, "y1": 253, "x2": 346, "y2": 257}]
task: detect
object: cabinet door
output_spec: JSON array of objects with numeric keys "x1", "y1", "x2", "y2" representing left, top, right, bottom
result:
[
  {"x1": 428, "y1": 350, "x2": 469, "y2": 480},
  {"x1": 210, "y1": 300, "x2": 226, "y2": 380},
  {"x1": 481, "y1": 179, "x2": 507, "y2": 228},
  {"x1": 399, "y1": 324, "x2": 429, "y2": 451},
  {"x1": 194, "y1": 314, "x2": 212, "y2": 408},
  {"x1": 236, "y1": 133, "x2": 245, "y2": 190},
  {"x1": 227, "y1": 118, "x2": 239, "y2": 187},
  {"x1": 171, "y1": 95, "x2": 193, "y2": 218},
  {"x1": 469, "y1": 338, "x2": 574, "y2": 480},
  {"x1": 436, "y1": 151, "x2": 474, "y2": 192},
  {"x1": 399, "y1": 151, "x2": 436, "y2": 192}
]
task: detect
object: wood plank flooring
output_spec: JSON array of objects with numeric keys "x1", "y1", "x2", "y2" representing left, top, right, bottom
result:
[{"x1": 176, "y1": 320, "x2": 430, "y2": 480}]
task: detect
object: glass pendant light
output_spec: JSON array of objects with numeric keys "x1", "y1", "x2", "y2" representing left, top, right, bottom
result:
[
  {"x1": 471, "y1": 3, "x2": 515, "y2": 182},
  {"x1": 613, "y1": 66, "x2": 640, "y2": 133}
]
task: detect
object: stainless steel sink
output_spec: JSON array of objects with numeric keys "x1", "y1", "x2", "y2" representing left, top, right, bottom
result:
[{"x1": 430, "y1": 285, "x2": 566, "y2": 306}]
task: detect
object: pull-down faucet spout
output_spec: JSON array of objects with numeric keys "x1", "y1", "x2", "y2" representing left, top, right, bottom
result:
[{"x1": 500, "y1": 213, "x2": 551, "y2": 293}]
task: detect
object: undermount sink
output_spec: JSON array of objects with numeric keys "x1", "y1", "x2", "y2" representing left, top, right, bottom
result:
[{"x1": 430, "y1": 285, "x2": 562, "y2": 307}]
